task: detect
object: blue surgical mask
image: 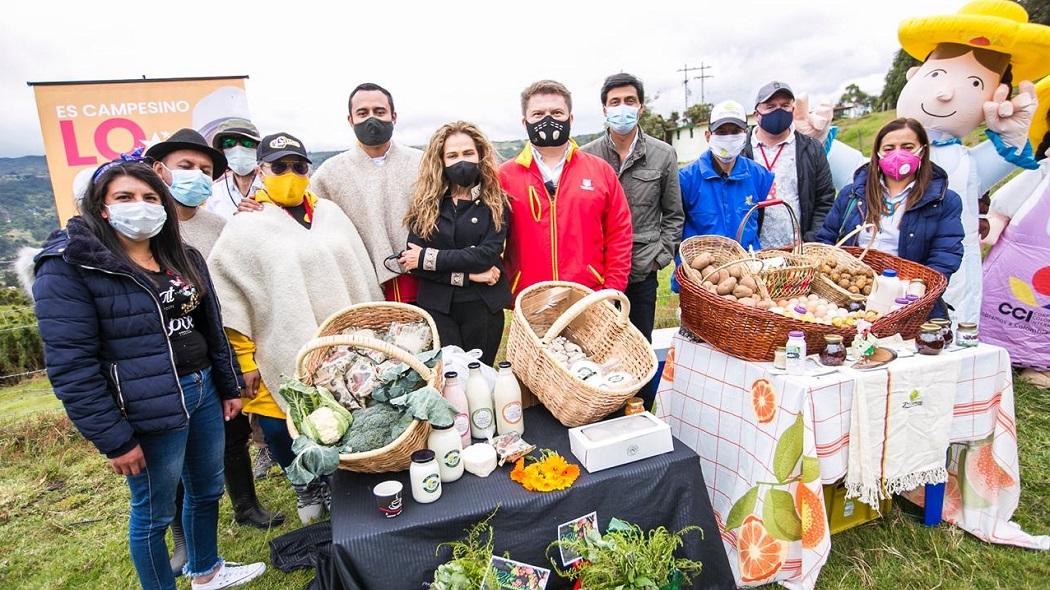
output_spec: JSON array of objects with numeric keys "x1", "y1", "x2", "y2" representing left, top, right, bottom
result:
[
  {"x1": 606, "y1": 105, "x2": 639, "y2": 135},
  {"x1": 224, "y1": 146, "x2": 257, "y2": 177},
  {"x1": 167, "y1": 168, "x2": 213, "y2": 207}
]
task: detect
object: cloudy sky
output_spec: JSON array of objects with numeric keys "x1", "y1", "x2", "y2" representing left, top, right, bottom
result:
[{"x1": 1, "y1": 0, "x2": 961, "y2": 157}]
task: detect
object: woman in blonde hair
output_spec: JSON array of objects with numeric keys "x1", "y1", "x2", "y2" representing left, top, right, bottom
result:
[{"x1": 400, "y1": 121, "x2": 511, "y2": 364}]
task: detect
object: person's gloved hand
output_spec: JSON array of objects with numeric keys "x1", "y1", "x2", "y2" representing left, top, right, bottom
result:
[
  {"x1": 793, "y1": 94, "x2": 834, "y2": 143},
  {"x1": 981, "y1": 210, "x2": 1011, "y2": 247},
  {"x1": 984, "y1": 80, "x2": 1037, "y2": 149}
]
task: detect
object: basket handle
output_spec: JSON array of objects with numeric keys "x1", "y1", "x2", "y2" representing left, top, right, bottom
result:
[
  {"x1": 736, "y1": 199, "x2": 803, "y2": 254},
  {"x1": 834, "y1": 223, "x2": 877, "y2": 261},
  {"x1": 540, "y1": 289, "x2": 631, "y2": 345},
  {"x1": 294, "y1": 334, "x2": 435, "y2": 382}
]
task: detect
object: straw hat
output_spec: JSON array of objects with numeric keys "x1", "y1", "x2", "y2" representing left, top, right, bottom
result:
[{"x1": 898, "y1": 0, "x2": 1050, "y2": 83}]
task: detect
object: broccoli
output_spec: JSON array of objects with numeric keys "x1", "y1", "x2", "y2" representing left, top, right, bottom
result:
[{"x1": 343, "y1": 403, "x2": 413, "y2": 453}]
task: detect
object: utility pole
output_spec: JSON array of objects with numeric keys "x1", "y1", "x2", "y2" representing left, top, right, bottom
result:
[
  {"x1": 695, "y1": 61, "x2": 713, "y2": 107},
  {"x1": 676, "y1": 63, "x2": 701, "y2": 110}
]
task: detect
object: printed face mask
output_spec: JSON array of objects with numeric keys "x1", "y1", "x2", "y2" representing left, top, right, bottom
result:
[
  {"x1": 878, "y1": 147, "x2": 923, "y2": 181},
  {"x1": 262, "y1": 172, "x2": 309, "y2": 207},
  {"x1": 107, "y1": 201, "x2": 167, "y2": 241},
  {"x1": 353, "y1": 117, "x2": 395, "y2": 147},
  {"x1": 166, "y1": 167, "x2": 213, "y2": 208},
  {"x1": 225, "y1": 146, "x2": 257, "y2": 176},
  {"x1": 605, "y1": 105, "x2": 639, "y2": 135},
  {"x1": 709, "y1": 133, "x2": 748, "y2": 163},
  {"x1": 526, "y1": 115, "x2": 571, "y2": 147}
]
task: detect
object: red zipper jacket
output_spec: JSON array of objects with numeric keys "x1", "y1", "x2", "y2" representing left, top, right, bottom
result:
[{"x1": 498, "y1": 141, "x2": 633, "y2": 299}]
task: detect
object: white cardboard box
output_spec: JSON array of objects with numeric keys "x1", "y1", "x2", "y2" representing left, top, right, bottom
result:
[{"x1": 568, "y1": 412, "x2": 674, "y2": 473}]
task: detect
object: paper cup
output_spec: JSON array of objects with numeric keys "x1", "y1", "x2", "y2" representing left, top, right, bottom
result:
[{"x1": 373, "y1": 480, "x2": 403, "y2": 518}]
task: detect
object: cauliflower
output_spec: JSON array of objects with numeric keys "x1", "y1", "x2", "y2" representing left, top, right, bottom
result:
[{"x1": 302, "y1": 406, "x2": 350, "y2": 445}]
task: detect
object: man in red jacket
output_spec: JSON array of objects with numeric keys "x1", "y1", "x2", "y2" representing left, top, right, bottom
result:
[{"x1": 499, "y1": 79, "x2": 633, "y2": 300}]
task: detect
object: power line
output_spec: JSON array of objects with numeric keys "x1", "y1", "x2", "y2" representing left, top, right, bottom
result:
[{"x1": 676, "y1": 61, "x2": 715, "y2": 110}]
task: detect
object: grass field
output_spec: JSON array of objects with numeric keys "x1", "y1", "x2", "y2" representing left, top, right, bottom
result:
[{"x1": 1, "y1": 272, "x2": 1047, "y2": 589}]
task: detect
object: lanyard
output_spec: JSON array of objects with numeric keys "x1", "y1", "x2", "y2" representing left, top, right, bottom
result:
[{"x1": 758, "y1": 143, "x2": 787, "y2": 171}]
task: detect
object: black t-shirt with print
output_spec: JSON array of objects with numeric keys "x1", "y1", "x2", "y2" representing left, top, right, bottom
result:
[{"x1": 148, "y1": 269, "x2": 210, "y2": 376}]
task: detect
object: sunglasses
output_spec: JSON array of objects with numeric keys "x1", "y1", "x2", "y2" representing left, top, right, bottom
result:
[
  {"x1": 220, "y1": 137, "x2": 259, "y2": 150},
  {"x1": 265, "y1": 161, "x2": 309, "y2": 176}
]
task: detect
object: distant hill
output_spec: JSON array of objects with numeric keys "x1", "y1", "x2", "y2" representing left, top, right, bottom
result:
[{"x1": 0, "y1": 132, "x2": 604, "y2": 285}]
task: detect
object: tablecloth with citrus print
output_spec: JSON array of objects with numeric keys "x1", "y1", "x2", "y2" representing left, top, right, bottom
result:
[{"x1": 655, "y1": 335, "x2": 1049, "y2": 589}]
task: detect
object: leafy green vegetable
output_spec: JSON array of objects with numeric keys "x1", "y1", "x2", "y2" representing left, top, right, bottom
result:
[
  {"x1": 278, "y1": 378, "x2": 354, "y2": 446},
  {"x1": 341, "y1": 403, "x2": 407, "y2": 453},
  {"x1": 431, "y1": 509, "x2": 500, "y2": 590},
  {"x1": 550, "y1": 521, "x2": 704, "y2": 590}
]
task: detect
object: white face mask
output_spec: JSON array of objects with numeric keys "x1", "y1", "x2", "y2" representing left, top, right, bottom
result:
[
  {"x1": 709, "y1": 133, "x2": 748, "y2": 163},
  {"x1": 106, "y1": 202, "x2": 167, "y2": 241},
  {"x1": 225, "y1": 145, "x2": 257, "y2": 177}
]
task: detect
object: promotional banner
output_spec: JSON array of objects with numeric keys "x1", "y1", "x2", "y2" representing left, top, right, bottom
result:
[{"x1": 29, "y1": 76, "x2": 249, "y2": 223}]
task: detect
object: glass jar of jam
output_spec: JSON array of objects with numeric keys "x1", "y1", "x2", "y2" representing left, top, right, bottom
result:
[
  {"x1": 917, "y1": 323, "x2": 944, "y2": 355},
  {"x1": 820, "y1": 334, "x2": 846, "y2": 366},
  {"x1": 847, "y1": 295, "x2": 866, "y2": 313},
  {"x1": 931, "y1": 318, "x2": 953, "y2": 347},
  {"x1": 957, "y1": 322, "x2": 979, "y2": 348},
  {"x1": 624, "y1": 397, "x2": 645, "y2": 416}
]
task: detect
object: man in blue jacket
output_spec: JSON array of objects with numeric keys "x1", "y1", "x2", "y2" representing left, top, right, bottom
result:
[{"x1": 676, "y1": 100, "x2": 774, "y2": 290}]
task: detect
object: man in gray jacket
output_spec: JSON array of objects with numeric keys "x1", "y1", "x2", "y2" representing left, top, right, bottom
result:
[{"x1": 582, "y1": 73, "x2": 684, "y2": 345}]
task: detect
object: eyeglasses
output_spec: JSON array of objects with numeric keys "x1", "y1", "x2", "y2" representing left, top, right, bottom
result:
[
  {"x1": 265, "y1": 161, "x2": 309, "y2": 176},
  {"x1": 220, "y1": 137, "x2": 259, "y2": 150}
]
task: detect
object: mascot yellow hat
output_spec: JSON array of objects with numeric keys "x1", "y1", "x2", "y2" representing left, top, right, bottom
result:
[
  {"x1": 899, "y1": 0, "x2": 1050, "y2": 83},
  {"x1": 1030, "y1": 76, "x2": 1050, "y2": 149}
]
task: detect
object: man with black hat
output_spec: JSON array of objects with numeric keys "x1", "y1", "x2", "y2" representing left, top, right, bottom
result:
[
  {"x1": 206, "y1": 119, "x2": 263, "y2": 220},
  {"x1": 742, "y1": 81, "x2": 835, "y2": 247},
  {"x1": 145, "y1": 128, "x2": 284, "y2": 576}
]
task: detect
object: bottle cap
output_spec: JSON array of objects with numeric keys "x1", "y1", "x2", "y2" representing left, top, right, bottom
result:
[
  {"x1": 467, "y1": 361, "x2": 481, "y2": 369},
  {"x1": 882, "y1": 269, "x2": 898, "y2": 278},
  {"x1": 444, "y1": 371, "x2": 458, "y2": 379},
  {"x1": 411, "y1": 449, "x2": 436, "y2": 463},
  {"x1": 788, "y1": 330, "x2": 804, "y2": 338},
  {"x1": 498, "y1": 361, "x2": 512, "y2": 369}
]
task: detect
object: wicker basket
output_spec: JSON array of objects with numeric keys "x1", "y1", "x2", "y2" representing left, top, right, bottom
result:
[
  {"x1": 677, "y1": 247, "x2": 948, "y2": 362},
  {"x1": 804, "y1": 225, "x2": 878, "y2": 306},
  {"x1": 507, "y1": 281, "x2": 658, "y2": 427},
  {"x1": 736, "y1": 199, "x2": 817, "y2": 299},
  {"x1": 288, "y1": 303, "x2": 443, "y2": 473},
  {"x1": 678, "y1": 236, "x2": 770, "y2": 300}
]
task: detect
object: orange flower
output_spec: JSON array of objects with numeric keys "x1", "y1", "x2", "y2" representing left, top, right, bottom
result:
[{"x1": 508, "y1": 449, "x2": 580, "y2": 492}]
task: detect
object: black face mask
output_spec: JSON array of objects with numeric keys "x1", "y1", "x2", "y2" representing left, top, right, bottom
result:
[
  {"x1": 353, "y1": 117, "x2": 395, "y2": 147},
  {"x1": 526, "y1": 115, "x2": 571, "y2": 147},
  {"x1": 444, "y1": 161, "x2": 480, "y2": 188},
  {"x1": 758, "y1": 108, "x2": 793, "y2": 135}
]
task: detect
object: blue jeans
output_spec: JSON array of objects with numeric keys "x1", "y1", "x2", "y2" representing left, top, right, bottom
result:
[
  {"x1": 126, "y1": 367, "x2": 225, "y2": 589},
  {"x1": 257, "y1": 415, "x2": 295, "y2": 470}
]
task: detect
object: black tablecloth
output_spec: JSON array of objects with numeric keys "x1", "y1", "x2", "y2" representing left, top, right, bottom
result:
[{"x1": 328, "y1": 406, "x2": 734, "y2": 590}]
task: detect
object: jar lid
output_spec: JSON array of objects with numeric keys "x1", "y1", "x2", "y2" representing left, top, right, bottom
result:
[
  {"x1": 788, "y1": 330, "x2": 804, "y2": 338},
  {"x1": 498, "y1": 361, "x2": 512, "y2": 369},
  {"x1": 776, "y1": 346, "x2": 786, "y2": 352},
  {"x1": 911, "y1": 278, "x2": 926, "y2": 284},
  {"x1": 794, "y1": 305, "x2": 808, "y2": 314},
  {"x1": 824, "y1": 334, "x2": 844, "y2": 343},
  {"x1": 905, "y1": 294, "x2": 920, "y2": 301},
  {"x1": 894, "y1": 297, "x2": 910, "y2": 304},
  {"x1": 626, "y1": 397, "x2": 644, "y2": 409},
  {"x1": 411, "y1": 449, "x2": 436, "y2": 463},
  {"x1": 920, "y1": 323, "x2": 940, "y2": 332},
  {"x1": 958, "y1": 322, "x2": 977, "y2": 330},
  {"x1": 930, "y1": 318, "x2": 950, "y2": 326},
  {"x1": 882, "y1": 269, "x2": 898, "y2": 278}
]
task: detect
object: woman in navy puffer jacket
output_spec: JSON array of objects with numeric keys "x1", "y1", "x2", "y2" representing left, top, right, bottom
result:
[{"x1": 32, "y1": 160, "x2": 264, "y2": 590}]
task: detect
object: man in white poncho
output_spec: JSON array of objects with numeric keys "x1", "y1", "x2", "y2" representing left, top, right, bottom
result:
[{"x1": 207, "y1": 132, "x2": 382, "y2": 523}]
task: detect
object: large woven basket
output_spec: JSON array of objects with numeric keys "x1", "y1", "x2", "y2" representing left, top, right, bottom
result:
[
  {"x1": 507, "y1": 281, "x2": 658, "y2": 427},
  {"x1": 288, "y1": 303, "x2": 442, "y2": 473},
  {"x1": 677, "y1": 247, "x2": 948, "y2": 361},
  {"x1": 679, "y1": 235, "x2": 771, "y2": 300}
]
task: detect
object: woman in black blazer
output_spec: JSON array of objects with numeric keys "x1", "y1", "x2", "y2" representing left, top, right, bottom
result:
[{"x1": 400, "y1": 121, "x2": 511, "y2": 365}]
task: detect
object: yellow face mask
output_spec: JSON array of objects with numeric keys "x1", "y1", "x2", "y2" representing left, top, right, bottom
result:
[{"x1": 262, "y1": 173, "x2": 309, "y2": 207}]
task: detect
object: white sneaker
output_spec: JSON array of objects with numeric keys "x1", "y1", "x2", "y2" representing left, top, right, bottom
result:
[{"x1": 191, "y1": 562, "x2": 266, "y2": 589}]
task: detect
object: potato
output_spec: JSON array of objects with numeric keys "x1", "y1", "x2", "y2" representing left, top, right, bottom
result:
[
  {"x1": 830, "y1": 272, "x2": 841, "y2": 282},
  {"x1": 732, "y1": 285, "x2": 754, "y2": 298},
  {"x1": 827, "y1": 259, "x2": 838, "y2": 268},
  {"x1": 838, "y1": 279, "x2": 851, "y2": 289},
  {"x1": 755, "y1": 298, "x2": 774, "y2": 310},
  {"x1": 862, "y1": 285, "x2": 872, "y2": 295},
  {"x1": 740, "y1": 276, "x2": 758, "y2": 290},
  {"x1": 721, "y1": 294, "x2": 737, "y2": 301},
  {"x1": 715, "y1": 269, "x2": 730, "y2": 283},
  {"x1": 715, "y1": 276, "x2": 738, "y2": 295},
  {"x1": 699, "y1": 265, "x2": 715, "y2": 280},
  {"x1": 738, "y1": 297, "x2": 756, "y2": 307},
  {"x1": 728, "y1": 264, "x2": 742, "y2": 279},
  {"x1": 705, "y1": 284, "x2": 718, "y2": 294},
  {"x1": 702, "y1": 280, "x2": 715, "y2": 288},
  {"x1": 848, "y1": 286, "x2": 860, "y2": 294},
  {"x1": 820, "y1": 264, "x2": 832, "y2": 274},
  {"x1": 691, "y1": 252, "x2": 714, "y2": 270}
]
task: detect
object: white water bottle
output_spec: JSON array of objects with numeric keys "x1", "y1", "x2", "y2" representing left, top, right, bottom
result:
[
  {"x1": 465, "y1": 362, "x2": 495, "y2": 440},
  {"x1": 867, "y1": 269, "x2": 902, "y2": 314},
  {"x1": 786, "y1": 330, "x2": 807, "y2": 376},
  {"x1": 442, "y1": 371, "x2": 471, "y2": 447},
  {"x1": 493, "y1": 361, "x2": 524, "y2": 435}
]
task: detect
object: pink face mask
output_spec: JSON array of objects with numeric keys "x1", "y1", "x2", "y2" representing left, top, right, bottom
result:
[{"x1": 878, "y1": 147, "x2": 923, "y2": 181}]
